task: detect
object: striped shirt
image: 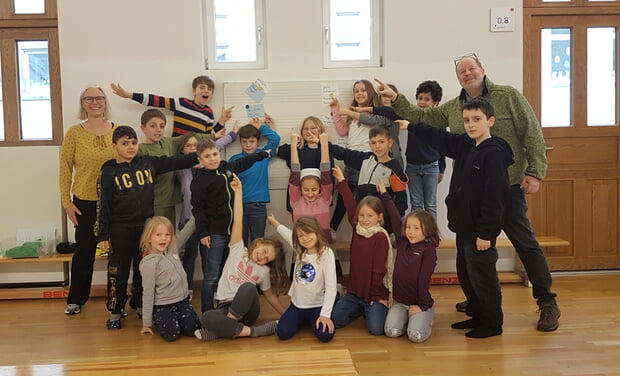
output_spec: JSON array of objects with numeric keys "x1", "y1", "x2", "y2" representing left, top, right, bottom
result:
[{"x1": 132, "y1": 93, "x2": 224, "y2": 136}]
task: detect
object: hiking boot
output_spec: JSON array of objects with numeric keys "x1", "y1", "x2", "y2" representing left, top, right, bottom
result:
[
  {"x1": 64, "y1": 304, "x2": 81, "y2": 314},
  {"x1": 455, "y1": 300, "x2": 468, "y2": 313},
  {"x1": 537, "y1": 302, "x2": 560, "y2": 332}
]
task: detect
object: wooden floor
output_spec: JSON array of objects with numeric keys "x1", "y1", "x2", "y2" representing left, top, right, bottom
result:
[{"x1": 2, "y1": 274, "x2": 620, "y2": 376}]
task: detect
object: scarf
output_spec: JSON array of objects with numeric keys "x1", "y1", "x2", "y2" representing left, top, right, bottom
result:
[{"x1": 355, "y1": 223, "x2": 395, "y2": 293}]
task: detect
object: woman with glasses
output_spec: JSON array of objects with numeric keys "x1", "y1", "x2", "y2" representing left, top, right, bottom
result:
[{"x1": 60, "y1": 85, "x2": 119, "y2": 315}]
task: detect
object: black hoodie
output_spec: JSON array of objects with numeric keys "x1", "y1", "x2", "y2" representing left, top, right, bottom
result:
[
  {"x1": 96, "y1": 153, "x2": 198, "y2": 242},
  {"x1": 407, "y1": 123, "x2": 514, "y2": 242}
]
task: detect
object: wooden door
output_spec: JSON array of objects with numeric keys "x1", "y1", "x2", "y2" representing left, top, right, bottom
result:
[{"x1": 523, "y1": 9, "x2": 620, "y2": 270}]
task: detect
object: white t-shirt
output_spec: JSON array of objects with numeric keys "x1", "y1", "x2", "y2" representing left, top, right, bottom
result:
[{"x1": 215, "y1": 240, "x2": 271, "y2": 302}]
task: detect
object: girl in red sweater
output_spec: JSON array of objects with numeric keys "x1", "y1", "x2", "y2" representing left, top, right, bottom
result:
[{"x1": 330, "y1": 166, "x2": 391, "y2": 335}]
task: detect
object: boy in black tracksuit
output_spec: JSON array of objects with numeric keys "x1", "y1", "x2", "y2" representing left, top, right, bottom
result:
[
  {"x1": 190, "y1": 138, "x2": 270, "y2": 312},
  {"x1": 399, "y1": 98, "x2": 514, "y2": 338},
  {"x1": 96, "y1": 126, "x2": 199, "y2": 329},
  {"x1": 330, "y1": 126, "x2": 408, "y2": 234}
]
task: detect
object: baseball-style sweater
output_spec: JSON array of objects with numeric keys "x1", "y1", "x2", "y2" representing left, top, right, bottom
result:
[{"x1": 132, "y1": 92, "x2": 224, "y2": 136}]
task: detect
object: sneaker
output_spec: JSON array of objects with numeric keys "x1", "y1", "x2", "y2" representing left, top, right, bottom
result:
[
  {"x1": 106, "y1": 319, "x2": 121, "y2": 330},
  {"x1": 331, "y1": 229, "x2": 337, "y2": 241},
  {"x1": 455, "y1": 300, "x2": 468, "y2": 313},
  {"x1": 64, "y1": 304, "x2": 81, "y2": 315},
  {"x1": 120, "y1": 309, "x2": 129, "y2": 318},
  {"x1": 537, "y1": 302, "x2": 561, "y2": 332},
  {"x1": 451, "y1": 318, "x2": 480, "y2": 329}
]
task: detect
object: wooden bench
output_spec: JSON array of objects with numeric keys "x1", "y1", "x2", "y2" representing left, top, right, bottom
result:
[
  {"x1": 334, "y1": 236, "x2": 570, "y2": 286},
  {"x1": 0, "y1": 253, "x2": 107, "y2": 299}
]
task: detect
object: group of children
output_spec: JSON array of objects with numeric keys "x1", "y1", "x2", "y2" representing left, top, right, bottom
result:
[{"x1": 84, "y1": 74, "x2": 512, "y2": 343}]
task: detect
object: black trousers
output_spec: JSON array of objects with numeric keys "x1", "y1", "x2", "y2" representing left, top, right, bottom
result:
[
  {"x1": 456, "y1": 234, "x2": 503, "y2": 329},
  {"x1": 106, "y1": 223, "x2": 144, "y2": 314},
  {"x1": 67, "y1": 197, "x2": 97, "y2": 306}
]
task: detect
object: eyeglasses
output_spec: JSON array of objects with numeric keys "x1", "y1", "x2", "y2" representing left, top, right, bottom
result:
[
  {"x1": 82, "y1": 96, "x2": 106, "y2": 103},
  {"x1": 454, "y1": 53, "x2": 479, "y2": 67}
]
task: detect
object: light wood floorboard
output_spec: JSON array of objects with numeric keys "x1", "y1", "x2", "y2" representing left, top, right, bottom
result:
[{"x1": 1, "y1": 274, "x2": 619, "y2": 376}]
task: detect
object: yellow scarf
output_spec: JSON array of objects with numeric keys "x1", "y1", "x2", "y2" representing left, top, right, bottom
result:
[{"x1": 355, "y1": 223, "x2": 394, "y2": 292}]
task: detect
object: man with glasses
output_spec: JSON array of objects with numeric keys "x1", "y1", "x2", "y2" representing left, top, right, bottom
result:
[{"x1": 374, "y1": 53, "x2": 560, "y2": 332}]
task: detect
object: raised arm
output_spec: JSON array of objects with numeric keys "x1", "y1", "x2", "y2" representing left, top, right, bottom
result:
[
  {"x1": 330, "y1": 98, "x2": 350, "y2": 136},
  {"x1": 229, "y1": 173, "x2": 243, "y2": 245},
  {"x1": 110, "y1": 82, "x2": 133, "y2": 99}
]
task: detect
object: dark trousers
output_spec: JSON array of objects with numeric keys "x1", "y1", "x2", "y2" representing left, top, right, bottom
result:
[
  {"x1": 201, "y1": 282, "x2": 261, "y2": 338},
  {"x1": 67, "y1": 197, "x2": 98, "y2": 306},
  {"x1": 504, "y1": 185, "x2": 556, "y2": 304},
  {"x1": 242, "y1": 202, "x2": 267, "y2": 245},
  {"x1": 106, "y1": 223, "x2": 144, "y2": 314},
  {"x1": 153, "y1": 298, "x2": 201, "y2": 341},
  {"x1": 456, "y1": 234, "x2": 503, "y2": 329},
  {"x1": 277, "y1": 304, "x2": 335, "y2": 343}
]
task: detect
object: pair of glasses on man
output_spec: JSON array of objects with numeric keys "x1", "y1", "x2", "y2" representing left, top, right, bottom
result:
[
  {"x1": 454, "y1": 53, "x2": 479, "y2": 66},
  {"x1": 82, "y1": 96, "x2": 106, "y2": 103}
]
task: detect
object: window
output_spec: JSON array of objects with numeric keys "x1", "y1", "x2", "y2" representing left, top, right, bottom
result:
[
  {"x1": 202, "y1": 0, "x2": 266, "y2": 70},
  {"x1": 322, "y1": 0, "x2": 383, "y2": 68},
  {"x1": 0, "y1": 0, "x2": 62, "y2": 146}
]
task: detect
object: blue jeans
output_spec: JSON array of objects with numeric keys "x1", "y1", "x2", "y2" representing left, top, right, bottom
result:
[
  {"x1": 277, "y1": 304, "x2": 335, "y2": 343},
  {"x1": 200, "y1": 234, "x2": 230, "y2": 313},
  {"x1": 503, "y1": 185, "x2": 556, "y2": 305},
  {"x1": 406, "y1": 161, "x2": 439, "y2": 218},
  {"x1": 242, "y1": 202, "x2": 267, "y2": 245},
  {"x1": 331, "y1": 292, "x2": 387, "y2": 335}
]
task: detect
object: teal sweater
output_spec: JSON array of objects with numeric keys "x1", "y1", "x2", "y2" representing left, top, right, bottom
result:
[{"x1": 392, "y1": 76, "x2": 547, "y2": 185}]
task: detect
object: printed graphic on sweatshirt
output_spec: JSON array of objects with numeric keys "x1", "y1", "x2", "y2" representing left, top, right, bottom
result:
[
  {"x1": 228, "y1": 261, "x2": 260, "y2": 285},
  {"x1": 113, "y1": 170, "x2": 154, "y2": 189}
]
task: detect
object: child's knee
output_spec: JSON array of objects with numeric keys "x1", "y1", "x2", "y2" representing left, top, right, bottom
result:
[
  {"x1": 407, "y1": 329, "x2": 430, "y2": 343},
  {"x1": 385, "y1": 326, "x2": 404, "y2": 338}
]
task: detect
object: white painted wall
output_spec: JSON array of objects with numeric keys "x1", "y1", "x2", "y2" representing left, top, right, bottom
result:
[{"x1": 0, "y1": 0, "x2": 523, "y2": 282}]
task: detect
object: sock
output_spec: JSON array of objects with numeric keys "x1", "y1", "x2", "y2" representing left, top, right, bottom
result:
[
  {"x1": 250, "y1": 320, "x2": 278, "y2": 337},
  {"x1": 109, "y1": 313, "x2": 121, "y2": 322},
  {"x1": 194, "y1": 328, "x2": 218, "y2": 341}
]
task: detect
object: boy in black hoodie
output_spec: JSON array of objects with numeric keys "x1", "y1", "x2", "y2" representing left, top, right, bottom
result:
[
  {"x1": 96, "y1": 126, "x2": 199, "y2": 330},
  {"x1": 398, "y1": 98, "x2": 514, "y2": 338},
  {"x1": 190, "y1": 137, "x2": 270, "y2": 313}
]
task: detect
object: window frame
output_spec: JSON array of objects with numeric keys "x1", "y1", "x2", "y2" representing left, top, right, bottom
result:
[
  {"x1": 321, "y1": 0, "x2": 383, "y2": 69},
  {"x1": 202, "y1": 0, "x2": 267, "y2": 70},
  {"x1": 0, "y1": 0, "x2": 62, "y2": 147}
]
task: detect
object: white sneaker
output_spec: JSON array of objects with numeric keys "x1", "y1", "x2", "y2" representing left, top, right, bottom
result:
[{"x1": 64, "y1": 304, "x2": 81, "y2": 314}]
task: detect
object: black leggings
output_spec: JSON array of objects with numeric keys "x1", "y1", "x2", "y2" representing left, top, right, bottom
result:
[{"x1": 200, "y1": 282, "x2": 261, "y2": 338}]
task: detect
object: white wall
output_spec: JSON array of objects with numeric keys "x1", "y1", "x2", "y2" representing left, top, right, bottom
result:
[{"x1": 0, "y1": 0, "x2": 523, "y2": 279}]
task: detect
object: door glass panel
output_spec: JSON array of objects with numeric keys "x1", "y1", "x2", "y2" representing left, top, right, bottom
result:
[
  {"x1": 328, "y1": 0, "x2": 373, "y2": 61},
  {"x1": 17, "y1": 40, "x2": 52, "y2": 140},
  {"x1": 541, "y1": 28, "x2": 572, "y2": 127},
  {"x1": 13, "y1": 0, "x2": 45, "y2": 14},
  {"x1": 587, "y1": 27, "x2": 617, "y2": 126}
]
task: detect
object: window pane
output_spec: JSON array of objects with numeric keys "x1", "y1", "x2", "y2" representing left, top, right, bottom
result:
[
  {"x1": 13, "y1": 0, "x2": 45, "y2": 14},
  {"x1": 541, "y1": 28, "x2": 572, "y2": 127},
  {"x1": 542, "y1": 0, "x2": 571, "y2": 2},
  {"x1": 213, "y1": 0, "x2": 256, "y2": 63},
  {"x1": 17, "y1": 40, "x2": 52, "y2": 140},
  {"x1": 329, "y1": 0, "x2": 372, "y2": 61},
  {"x1": 587, "y1": 27, "x2": 617, "y2": 126}
]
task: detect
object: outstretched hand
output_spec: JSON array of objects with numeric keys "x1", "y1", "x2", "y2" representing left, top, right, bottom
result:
[
  {"x1": 230, "y1": 173, "x2": 242, "y2": 193},
  {"x1": 374, "y1": 78, "x2": 397, "y2": 101},
  {"x1": 110, "y1": 83, "x2": 131, "y2": 98},
  {"x1": 332, "y1": 165, "x2": 345, "y2": 183},
  {"x1": 376, "y1": 179, "x2": 387, "y2": 194},
  {"x1": 395, "y1": 119, "x2": 410, "y2": 130},
  {"x1": 266, "y1": 213, "x2": 281, "y2": 228}
]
